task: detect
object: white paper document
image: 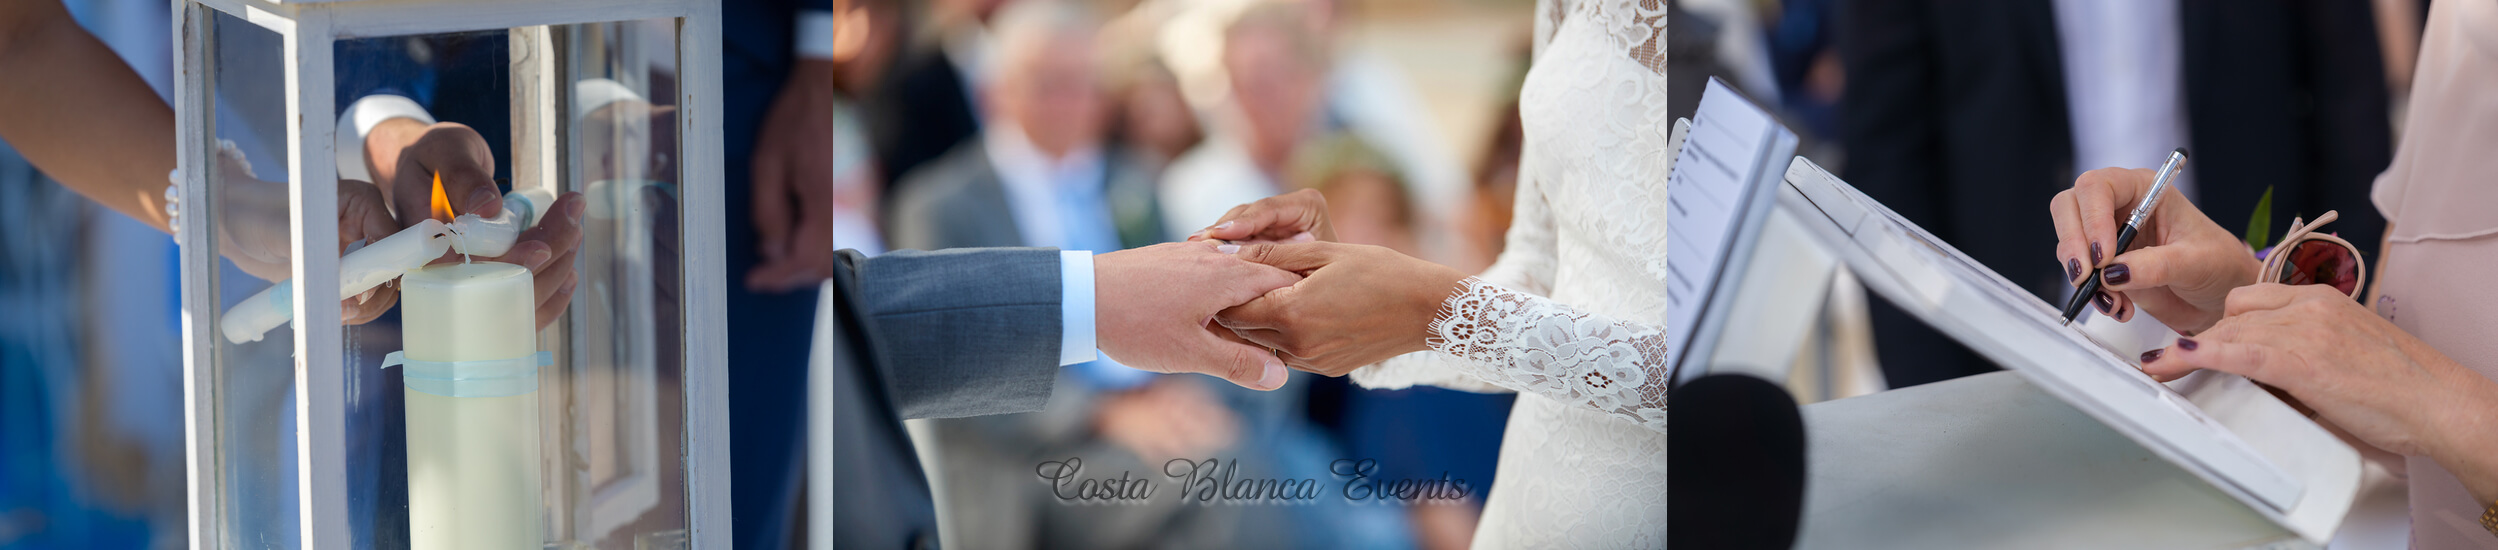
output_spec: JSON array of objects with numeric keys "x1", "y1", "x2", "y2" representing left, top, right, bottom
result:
[{"x1": 1666, "y1": 79, "x2": 1796, "y2": 379}]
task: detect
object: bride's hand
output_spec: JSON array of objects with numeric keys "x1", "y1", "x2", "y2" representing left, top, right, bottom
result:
[
  {"x1": 1216, "y1": 242, "x2": 1468, "y2": 376},
  {"x1": 1190, "y1": 189, "x2": 1335, "y2": 244}
]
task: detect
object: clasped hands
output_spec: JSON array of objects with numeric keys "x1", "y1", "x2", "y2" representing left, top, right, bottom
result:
[{"x1": 1098, "y1": 189, "x2": 1466, "y2": 392}]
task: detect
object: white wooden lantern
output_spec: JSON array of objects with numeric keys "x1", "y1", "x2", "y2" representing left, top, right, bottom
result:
[{"x1": 172, "y1": 0, "x2": 729, "y2": 548}]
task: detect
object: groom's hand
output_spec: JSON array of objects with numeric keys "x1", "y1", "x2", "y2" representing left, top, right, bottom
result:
[
  {"x1": 1189, "y1": 188, "x2": 1335, "y2": 244},
  {"x1": 1217, "y1": 242, "x2": 1468, "y2": 376},
  {"x1": 1096, "y1": 242, "x2": 1303, "y2": 390}
]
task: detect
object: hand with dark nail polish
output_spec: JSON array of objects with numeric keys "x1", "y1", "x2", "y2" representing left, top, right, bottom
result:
[
  {"x1": 2141, "y1": 349, "x2": 2163, "y2": 364},
  {"x1": 2093, "y1": 291, "x2": 2115, "y2": 316},
  {"x1": 2047, "y1": 167, "x2": 2261, "y2": 334},
  {"x1": 2129, "y1": 283, "x2": 2493, "y2": 459}
]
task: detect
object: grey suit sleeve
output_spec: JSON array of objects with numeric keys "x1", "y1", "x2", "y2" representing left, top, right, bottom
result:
[{"x1": 837, "y1": 248, "x2": 1065, "y2": 419}]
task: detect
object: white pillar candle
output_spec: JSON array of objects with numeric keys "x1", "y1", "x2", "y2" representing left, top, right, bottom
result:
[{"x1": 399, "y1": 261, "x2": 541, "y2": 549}]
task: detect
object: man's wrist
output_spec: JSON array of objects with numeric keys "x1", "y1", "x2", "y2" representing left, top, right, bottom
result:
[{"x1": 338, "y1": 95, "x2": 436, "y2": 183}]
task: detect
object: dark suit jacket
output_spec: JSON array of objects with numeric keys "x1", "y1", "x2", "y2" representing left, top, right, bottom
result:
[
  {"x1": 883, "y1": 139, "x2": 1168, "y2": 252},
  {"x1": 865, "y1": 44, "x2": 982, "y2": 200},
  {"x1": 829, "y1": 247, "x2": 1068, "y2": 548},
  {"x1": 1837, "y1": 0, "x2": 2391, "y2": 386}
]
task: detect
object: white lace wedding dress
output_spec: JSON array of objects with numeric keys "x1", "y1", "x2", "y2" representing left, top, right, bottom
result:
[{"x1": 1349, "y1": 0, "x2": 1672, "y2": 546}]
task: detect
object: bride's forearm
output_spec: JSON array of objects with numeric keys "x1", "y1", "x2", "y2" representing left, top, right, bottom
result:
[{"x1": 0, "y1": 2, "x2": 176, "y2": 233}]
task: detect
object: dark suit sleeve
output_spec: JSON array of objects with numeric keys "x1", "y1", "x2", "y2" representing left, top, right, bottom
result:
[
  {"x1": 1836, "y1": 0, "x2": 1942, "y2": 228},
  {"x1": 2293, "y1": 0, "x2": 2393, "y2": 253},
  {"x1": 837, "y1": 248, "x2": 1064, "y2": 419}
]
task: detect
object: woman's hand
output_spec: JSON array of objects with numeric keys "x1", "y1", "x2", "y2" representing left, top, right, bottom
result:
[
  {"x1": 2050, "y1": 167, "x2": 2258, "y2": 332},
  {"x1": 1190, "y1": 188, "x2": 1334, "y2": 244},
  {"x1": 2140, "y1": 284, "x2": 2496, "y2": 457},
  {"x1": 1216, "y1": 242, "x2": 1469, "y2": 375},
  {"x1": 190, "y1": 142, "x2": 403, "y2": 324}
]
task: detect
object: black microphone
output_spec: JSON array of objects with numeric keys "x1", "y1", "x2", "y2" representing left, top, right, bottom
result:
[{"x1": 1669, "y1": 373, "x2": 1808, "y2": 549}]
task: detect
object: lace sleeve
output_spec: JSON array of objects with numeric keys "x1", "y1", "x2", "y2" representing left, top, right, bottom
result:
[
  {"x1": 1430, "y1": 277, "x2": 1668, "y2": 432},
  {"x1": 1347, "y1": 122, "x2": 1565, "y2": 394}
]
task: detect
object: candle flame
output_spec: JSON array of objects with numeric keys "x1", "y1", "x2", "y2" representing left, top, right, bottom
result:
[{"x1": 428, "y1": 172, "x2": 456, "y2": 223}]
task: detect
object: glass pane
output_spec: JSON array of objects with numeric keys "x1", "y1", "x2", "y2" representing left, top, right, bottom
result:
[
  {"x1": 204, "y1": 8, "x2": 298, "y2": 549},
  {"x1": 552, "y1": 18, "x2": 690, "y2": 550},
  {"x1": 329, "y1": 29, "x2": 520, "y2": 550}
]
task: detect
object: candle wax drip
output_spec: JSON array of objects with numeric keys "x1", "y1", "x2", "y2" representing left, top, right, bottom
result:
[{"x1": 444, "y1": 222, "x2": 473, "y2": 264}]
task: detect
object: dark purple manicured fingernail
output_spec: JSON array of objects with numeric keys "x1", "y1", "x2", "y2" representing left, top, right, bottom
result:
[
  {"x1": 2176, "y1": 338, "x2": 2199, "y2": 351},
  {"x1": 2093, "y1": 292, "x2": 2114, "y2": 315},
  {"x1": 2141, "y1": 349, "x2": 2164, "y2": 363},
  {"x1": 2091, "y1": 242, "x2": 2104, "y2": 265},
  {"x1": 2068, "y1": 258, "x2": 2083, "y2": 283},
  {"x1": 2103, "y1": 263, "x2": 2131, "y2": 286}
]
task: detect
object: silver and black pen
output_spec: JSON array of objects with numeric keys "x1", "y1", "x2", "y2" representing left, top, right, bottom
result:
[{"x1": 2060, "y1": 148, "x2": 2189, "y2": 326}]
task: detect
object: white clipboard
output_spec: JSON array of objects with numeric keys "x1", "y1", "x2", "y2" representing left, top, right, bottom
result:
[{"x1": 1774, "y1": 157, "x2": 2362, "y2": 544}]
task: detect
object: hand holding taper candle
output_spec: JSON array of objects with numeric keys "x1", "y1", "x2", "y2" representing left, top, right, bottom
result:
[
  {"x1": 216, "y1": 174, "x2": 580, "y2": 344},
  {"x1": 370, "y1": 119, "x2": 590, "y2": 329},
  {"x1": 2049, "y1": 149, "x2": 2262, "y2": 333}
]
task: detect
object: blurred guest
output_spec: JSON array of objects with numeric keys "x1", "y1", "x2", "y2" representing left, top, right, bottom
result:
[
  {"x1": 885, "y1": 0, "x2": 1164, "y2": 255},
  {"x1": 832, "y1": 0, "x2": 903, "y2": 255},
  {"x1": 1158, "y1": 0, "x2": 1330, "y2": 239},
  {"x1": 882, "y1": 2, "x2": 1236, "y2": 548},
  {"x1": 1301, "y1": 0, "x2": 1467, "y2": 256},
  {"x1": 1837, "y1": 0, "x2": 2393, "y2": 387},
  {"x1": 863, "y1": 0, "x2": 1014, "y2": 198},
  {"x1": 1289, "y1": 134, "x2": 1420, "y2": 254},
  {"x1": 1100, "y1": 7, "x2": 1202, "y2": 175}
]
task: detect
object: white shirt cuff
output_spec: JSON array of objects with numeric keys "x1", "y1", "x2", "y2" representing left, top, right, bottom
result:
[
  {"x1": 335, "y1": 95, "x2": 436, "y2": 182},
  {"x1": 1058, "y1": 250, "x2": 1098, "y2": 366},
  {"x1": 798, "y1": 10, "x2": 836, "y2": 60}
]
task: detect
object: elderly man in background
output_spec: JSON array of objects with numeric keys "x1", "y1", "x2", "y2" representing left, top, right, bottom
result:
[{"x1": 1157, "y1": 0, "x2": 1332, "y2": 239}]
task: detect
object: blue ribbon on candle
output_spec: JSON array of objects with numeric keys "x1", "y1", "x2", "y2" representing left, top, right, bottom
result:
[{"x1": 382, "y1": 350, "x2": 552, "y2": 398}]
